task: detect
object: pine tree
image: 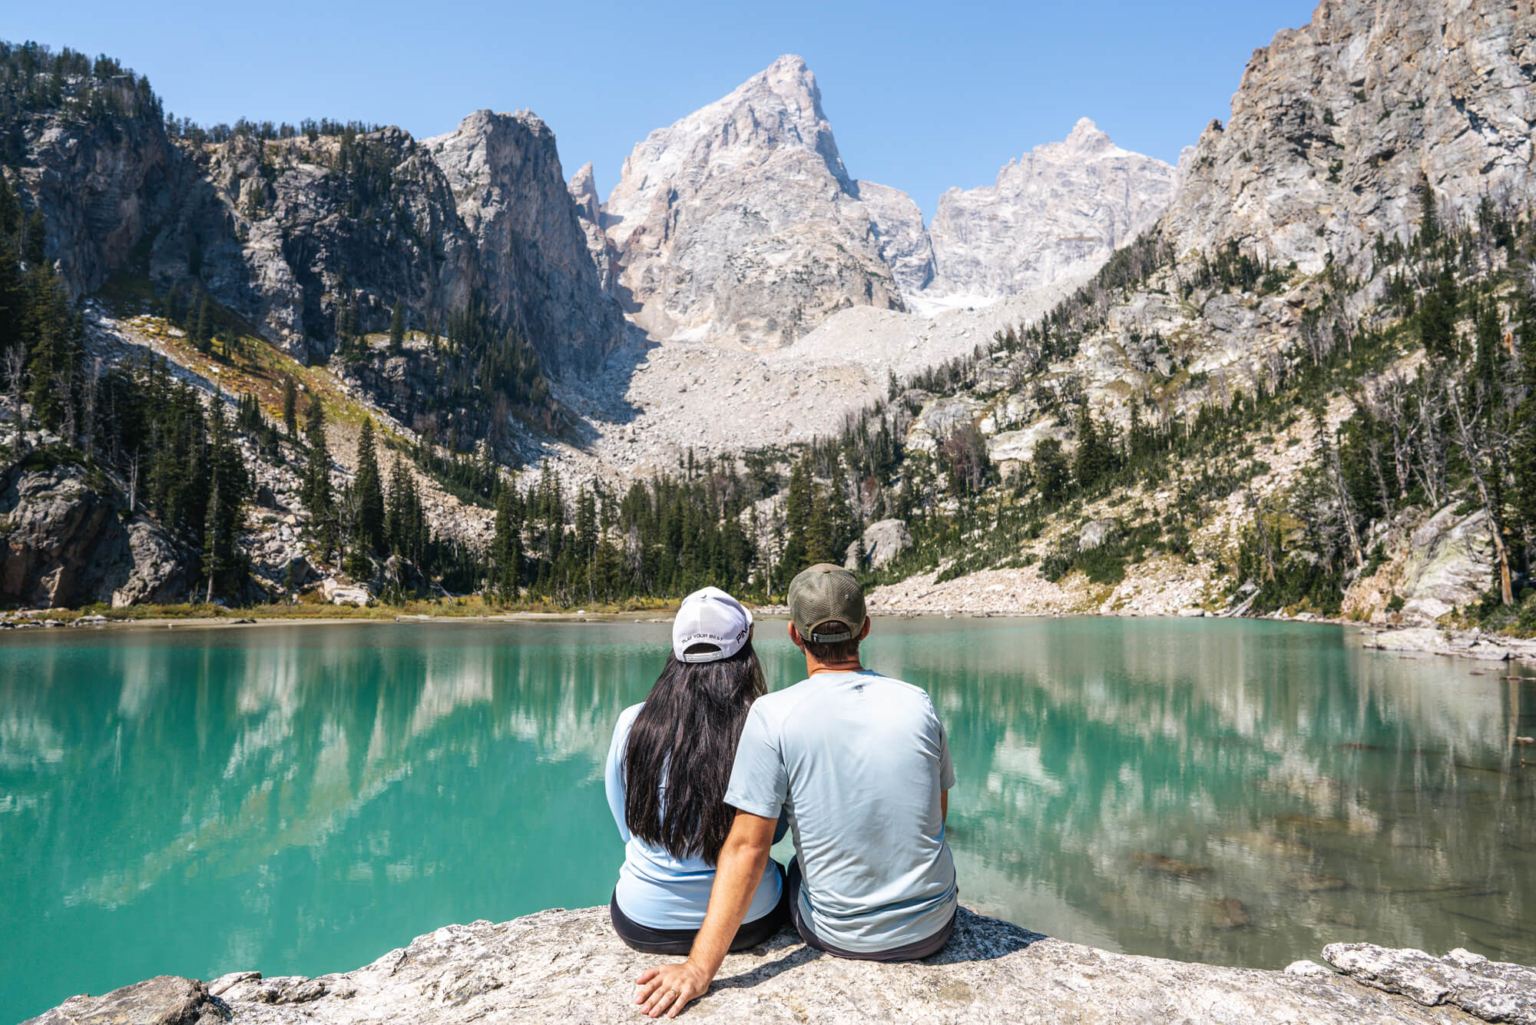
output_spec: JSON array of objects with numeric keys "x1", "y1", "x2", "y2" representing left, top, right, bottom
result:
[
  {"x1": 192, "y1": 293, "x2": 212, "y2": 354},
  {"x1": 1474, "y1": 301, "x2": 1502, "y2": 402},
  {"x1": 491, "y1": 482, "x2": 522, "y2": 600},
  {"x1": 780, "y1": 454, "x2": 814, "y2": 581},
  {"x1": 282, "y1": 375, "x2": 298, "y2": 438},
  {"x1": 354, "y1": 417, "x2": 385, "y2": 554},
  {"x1": 302, "y1": 396, "x2": 334, "y2": 553},
  {"x1": 388, "y1": 299, "x2": 405, "y2": 353}
]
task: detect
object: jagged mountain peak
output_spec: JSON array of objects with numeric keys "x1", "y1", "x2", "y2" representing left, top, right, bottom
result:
[
  {"x1": 1064, "y1": 117, "x2": 1113, "y2": 152},
  {"x1": 598, "y1": 54, "x2": 900, "y2": 347},
  {"x1": 568, "y1": 162, "x2": 600, "y2": 223}
]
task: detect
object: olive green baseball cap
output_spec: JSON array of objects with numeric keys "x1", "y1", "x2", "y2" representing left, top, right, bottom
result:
[{"x1": 787, "y1": 563, "x2": 867, "y2": 644}]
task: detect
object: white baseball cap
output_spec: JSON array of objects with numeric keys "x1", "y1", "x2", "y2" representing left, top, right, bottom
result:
[{"x1": 672, "y1": 587, "x2": 754, "y2": 663}]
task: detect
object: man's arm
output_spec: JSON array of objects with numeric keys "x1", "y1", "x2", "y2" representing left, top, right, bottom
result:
[
  {"x1": 942, "y1": 789, "x2": 948, "y2": 824},
  {"x1": 634, "y1": 810, "x2": 777, "y2": 1018}
]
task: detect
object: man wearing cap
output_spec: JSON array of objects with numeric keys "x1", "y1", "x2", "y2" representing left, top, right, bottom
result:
[{"x1": 635, "y1": 564, "x2": 957, "y2": 1018}]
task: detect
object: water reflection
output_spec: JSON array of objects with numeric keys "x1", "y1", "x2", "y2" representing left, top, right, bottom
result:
[
  {"x1": 0, "y1": 619, "x2": 1533, "y2": 1022},
  {"x1": 862, "y1": 619, "x2": 1536, "y2": 970}
]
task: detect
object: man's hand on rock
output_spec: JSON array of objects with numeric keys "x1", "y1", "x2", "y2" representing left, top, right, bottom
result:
[{"x1": 635, "y1": 961, "x2": 710, "y2": 1018}]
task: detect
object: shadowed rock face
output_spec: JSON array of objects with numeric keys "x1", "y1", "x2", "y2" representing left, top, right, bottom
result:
[
  {"x1": 1164, "y1": 0, "x2": 1536, "y2": 275},
  {"x1": 24, "y1": 906, "x2": 1532, "y2": 1024},
  {"x1": 11, "y1": 77, "x2": 175, "y2": 300},
  {"x1": 424, "y1": 111, "x2": 626, "y2": 378},
  {"x1": 601, "y1": 55, "x2": 905, "y2": 348}
]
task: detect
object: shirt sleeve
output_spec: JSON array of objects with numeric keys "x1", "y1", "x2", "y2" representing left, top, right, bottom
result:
[
  {"x1": 724, "y1": 703, "x2": 788, "y2": 820},
  {"x1": 604, "y1": 706, "x2": 637, "y2": 843},
  {"x1": 937, "y1": 717, "x2": 957, "y2": 792}
]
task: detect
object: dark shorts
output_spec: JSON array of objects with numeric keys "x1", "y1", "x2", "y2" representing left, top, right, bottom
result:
[
  {"x1": 786, "y1": 857, "x2": 956, "y2": 961},
  {"x1": 609, "y1": 861, "x2": 790, "y2": 956}
]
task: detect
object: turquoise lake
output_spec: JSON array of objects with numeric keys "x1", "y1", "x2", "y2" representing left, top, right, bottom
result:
[{"x1": 3, "y1": 617, "x2": 1535, "y2": 1021}]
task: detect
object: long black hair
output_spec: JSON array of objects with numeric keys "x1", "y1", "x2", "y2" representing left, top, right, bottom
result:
[{"x1": 624, "y1": 640, "x2": 766, "y2": 863}]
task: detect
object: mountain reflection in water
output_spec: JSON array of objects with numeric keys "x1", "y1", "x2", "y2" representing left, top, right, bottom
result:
[{"x1": 1, "y1": 618, "x2": 1532, "y2": 1022}]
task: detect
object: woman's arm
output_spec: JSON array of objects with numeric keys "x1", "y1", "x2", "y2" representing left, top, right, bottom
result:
[{"x1": 633, "y1": 810, "x2": 777, "y2": 1018}]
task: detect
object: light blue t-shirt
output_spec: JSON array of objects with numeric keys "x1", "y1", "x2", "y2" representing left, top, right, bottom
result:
[
  {"x1": 724, "y1": 669, "x2": 957, "y2": 953},
  {"x1": 604, "y1": 703, "x2": 784, "y2": 930}
]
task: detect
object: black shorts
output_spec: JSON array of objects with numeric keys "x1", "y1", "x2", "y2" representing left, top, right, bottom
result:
[
  {"x1": 609, "y1": 861, "x2": 791, "y2": 956},
  {"x1": 786, "y1": 857, "x2": 955, "y2": 961}
]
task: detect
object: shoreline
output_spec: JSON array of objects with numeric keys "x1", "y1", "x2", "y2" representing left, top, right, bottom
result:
[{"x1": 3, "y1": 603, "x2": 1533, "y2": 665}]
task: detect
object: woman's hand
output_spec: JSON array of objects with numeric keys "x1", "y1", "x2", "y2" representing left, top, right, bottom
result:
[{"x1": 634, "y1": 960, "x2": 711, "y2": 1018}]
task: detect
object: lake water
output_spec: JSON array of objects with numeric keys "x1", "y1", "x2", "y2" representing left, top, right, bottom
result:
[{"x1": 3, "y1": 617, "x2": 1534, "y2": 1021}]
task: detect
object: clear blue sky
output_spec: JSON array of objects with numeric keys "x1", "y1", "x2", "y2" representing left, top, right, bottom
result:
[{"x1": 10, "y1": 0, "x2": 1318, "y2": 219}]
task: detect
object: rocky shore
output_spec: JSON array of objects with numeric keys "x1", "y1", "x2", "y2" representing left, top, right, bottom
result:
[{"x1": 25, "y1": 906, "x2": 1536, "y2": 1025}]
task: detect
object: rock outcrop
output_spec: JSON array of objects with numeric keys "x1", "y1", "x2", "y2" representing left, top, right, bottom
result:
[
  {"x1": 568, "y1": 161, "x2": 619, "y2": 294},
  {"x1": 0, "y1": 462, "x2": 190, "y2": 608},
  {"x1": 847, "y1": 518, "x2": 914, "y2": 570},
  {"x1": 928, "y1": 119, "x2": 1177, "y2": 300},
  {"x1": 1164, "y1": 0, "x2": 1536, "y2": 274},
  {"x1": 9, "y1": 75, "x2": 175, "y2": 300},
  {"x1": 159, "y1": 128, "x2": 478, "y2": 363},
  {"x1": 853, "y1": 179, "x2": 936, "y2": 296},
  {"x1": 424, "y1": 112, "x2": 626, "y2": 376},
  {"x1": 25, "y1": 906, "x2": 1532, "y2": 1025},
  {"x1": 601, "y1": 55, "x2": 905, "y2": 347}
]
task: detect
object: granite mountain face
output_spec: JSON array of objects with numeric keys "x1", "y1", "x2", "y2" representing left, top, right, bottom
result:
[
  {"x1": 592, "y1": 56, "x2": 1178, "y2": 345},
  {"x1": 598, "y1": 55, "x2": 907, "y2": 348},
  {"x1": 1166, "y1": 0, "x2": 1536, "y2": 276},
  {"x1": 926, "y1": 118, "x2": 1178, "y2": 301}
]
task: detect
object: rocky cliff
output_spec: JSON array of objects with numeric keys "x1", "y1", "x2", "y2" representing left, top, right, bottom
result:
[
  {"x1": 854, "y1": 179, "x2": 936, "y2": 296},
  {"x1": 157, "y1": 128, "x2": 479, "y2": 363},
  {"x1": 24, "y1": 906, "x2": 1536, "y2": 1025},
  {"x1": 1164, "y1": 0, "x2": 1536, "y2": 274},
  {"x1": 927, "y1": 119, "x2": 1177, "y2": 300},
  {"x1": 7, "y1": 73, "x2": 175, "y2": 299},
  {"x1": 601, "y1": 55, "x2": 906, "y2": 347},
  {"x1": 5, "y1": 59, "x2": 624, "y2": 375},
  {"x1": 424, "y1": 112, "x2": 625, "y2": 376}
]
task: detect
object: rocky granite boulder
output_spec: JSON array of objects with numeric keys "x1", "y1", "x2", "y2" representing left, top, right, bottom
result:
[
  {"x1": 0, "y1": 462, "x2": 190, "y2": 608},
  {"x1": 25, "y1": 906, "x2": 1529, "y2": 1025},
  {"x1": 602, "y1": 55, "x2": 905, "y2": 348},
  {"x1": 928, "y1": 119, "x2": 1176, "y2": 300},
  {"x1": 846, "y1": 518, "x2": 914, "y2": 570},
  {"x1": 1397, "y1": 505, "x2": 1494, "y2": 622},
  {"x1": 1163, "y1": 0, "x2": 1536, "y2": 275}
]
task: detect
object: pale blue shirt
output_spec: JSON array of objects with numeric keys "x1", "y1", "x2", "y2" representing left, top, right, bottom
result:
[
  {"x1": 724, "y1": 670, "x2": 958, "y2": 953},
  {"x1": 605, "y1": 703, "x2": 784, "y2": 930}
]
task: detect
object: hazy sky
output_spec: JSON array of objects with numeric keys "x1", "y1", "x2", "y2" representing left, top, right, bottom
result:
[{"x1": 11, "y1": 0, "x2": 1318, "y2": 219}]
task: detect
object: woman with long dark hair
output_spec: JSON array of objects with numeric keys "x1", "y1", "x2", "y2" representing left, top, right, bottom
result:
[{"x1": 604, "y1": 587, "x2": 789, "y2": 954}]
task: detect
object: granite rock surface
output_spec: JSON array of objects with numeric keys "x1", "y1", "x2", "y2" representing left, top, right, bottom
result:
[
  {"x1": 25, "y1": 907, "x2": 1519, "y2": 1025},
  {"x1": 928, "y1": 119, "x2": 1177, "y2": 301}
]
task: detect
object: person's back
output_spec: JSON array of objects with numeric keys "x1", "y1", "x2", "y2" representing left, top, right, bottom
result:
[
  {"x1": 631, "y1": 565, "x2": 959, "y2": 1018},
  {"x1": 729, "y1": 665, "x2": 956, "y2": 953},
  {"x1": 603, "y1": 587, "x2": 788, "y2": 955}
]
